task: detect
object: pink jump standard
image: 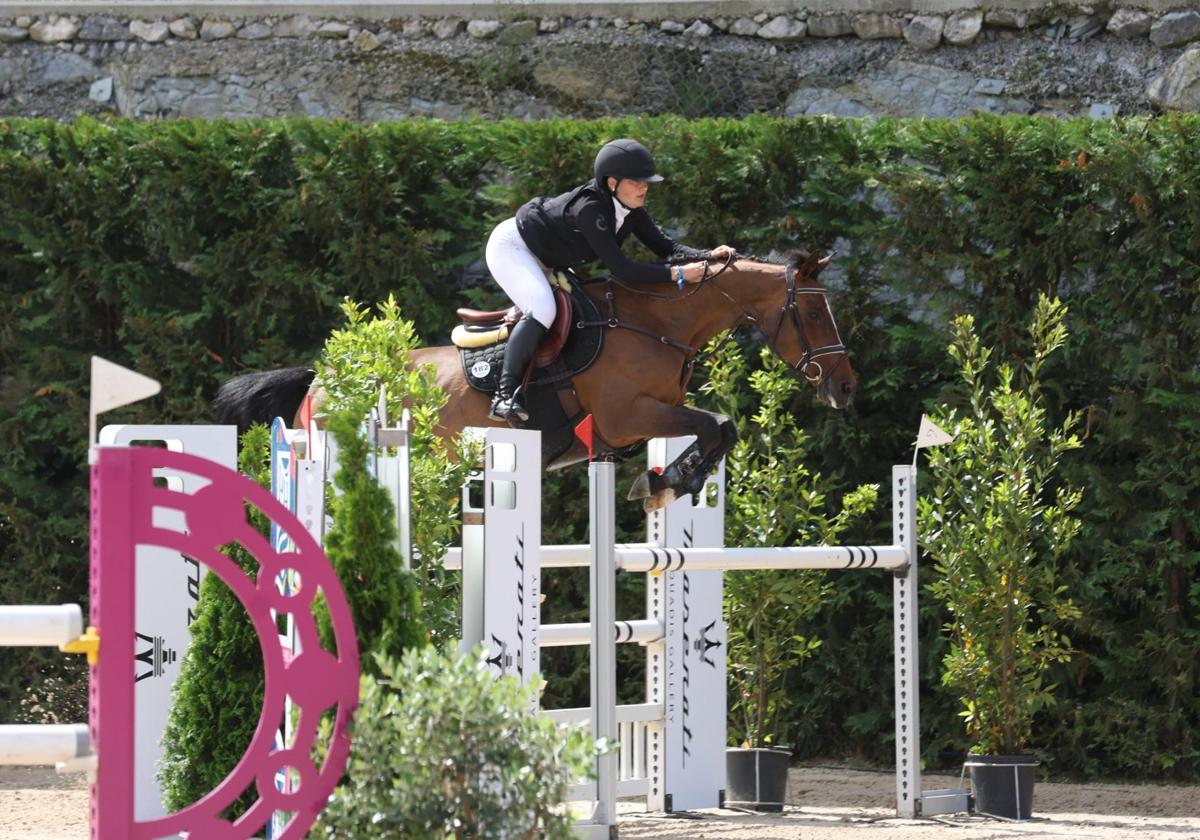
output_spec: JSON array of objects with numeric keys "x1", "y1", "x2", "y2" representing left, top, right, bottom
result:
[{"x1": 90, "y1": 445, "x2": 360, "y2": 839}]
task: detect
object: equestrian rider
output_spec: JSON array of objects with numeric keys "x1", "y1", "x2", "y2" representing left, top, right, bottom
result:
[{"x1": 485, "y1": 138, "x2": 735, "y2": 423}]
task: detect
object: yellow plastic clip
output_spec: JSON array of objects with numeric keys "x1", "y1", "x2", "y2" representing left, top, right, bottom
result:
[{"x1": 61, "y1": 626, "x2": 101, "y2": 666}]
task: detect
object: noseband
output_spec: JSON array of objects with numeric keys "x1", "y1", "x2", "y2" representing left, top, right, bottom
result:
[{"x1": 769, "y1": 265, "x2": 848, "y2": 385}]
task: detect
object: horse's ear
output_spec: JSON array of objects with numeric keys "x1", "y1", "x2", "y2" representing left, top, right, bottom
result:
[{"x1": 816, "y1": 255, "x2": 833, "y2": 272}]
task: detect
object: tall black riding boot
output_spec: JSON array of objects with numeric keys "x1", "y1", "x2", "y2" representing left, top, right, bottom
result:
[{"x1": 489, "y1": 315, "x2": 548, "y2": 424}]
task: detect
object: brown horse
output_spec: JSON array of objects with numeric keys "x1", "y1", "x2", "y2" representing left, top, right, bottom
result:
[{"x1": 214, "y1": 252, "x2": 857, "y2": 511}]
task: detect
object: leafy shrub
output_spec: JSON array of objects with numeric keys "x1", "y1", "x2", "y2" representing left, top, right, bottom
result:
[
  {"x1": 316, "y1": 296, "x2": 480, "y2": 644},
  {"x1": 919, "y1": 296, "x2": 1083, "y2": 755},
  {"x1": 315, "y1": 645, "x2": 597, "y2": 840}
]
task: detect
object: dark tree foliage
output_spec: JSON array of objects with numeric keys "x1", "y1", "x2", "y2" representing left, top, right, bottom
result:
[{"x1": 2, "y1": 115, "x2": 1197, "y2": 779}]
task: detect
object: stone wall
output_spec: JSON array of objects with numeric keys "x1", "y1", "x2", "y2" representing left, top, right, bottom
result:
[{"x1": 1, "y1": 4, "x2": 1199, "y2": 120}]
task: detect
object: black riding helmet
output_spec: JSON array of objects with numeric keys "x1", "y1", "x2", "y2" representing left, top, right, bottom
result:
[{"x1": 594, "y1": 139, "x2": 664, "y2": 190}]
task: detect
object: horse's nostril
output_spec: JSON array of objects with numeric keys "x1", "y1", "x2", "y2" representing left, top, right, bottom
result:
[{"x1": 842, "y1": 381, "x2": 856, "y2": 394}]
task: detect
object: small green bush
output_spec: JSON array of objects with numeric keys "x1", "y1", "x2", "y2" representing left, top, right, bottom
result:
[
  {"x1": 318, "y1": 296, "x2": 479, "y2": 645},
  {"x1": 315, "y1": 645, "x2": 598, "y2": 840},
  {"x1": 919, "y1": 296, "x2": 1083, "y2": 755}
]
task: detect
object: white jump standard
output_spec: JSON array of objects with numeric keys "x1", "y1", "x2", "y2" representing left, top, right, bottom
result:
[{"x1": 443, "y1": 426, "x2": 966, "y2": 835}]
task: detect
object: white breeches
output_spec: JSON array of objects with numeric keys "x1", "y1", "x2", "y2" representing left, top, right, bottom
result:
[{"x1": 485, "y1": 217, "x2": 557, "y2": 329}]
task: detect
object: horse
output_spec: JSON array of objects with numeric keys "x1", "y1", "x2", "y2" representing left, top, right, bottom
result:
[{"x1": 214, "y1": 251, "x2": 857, "y2": 512}]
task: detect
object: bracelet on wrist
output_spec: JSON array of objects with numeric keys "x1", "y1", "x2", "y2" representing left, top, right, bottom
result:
[{"x1": 676, "y1": 266, "x2": 685, "y2": 289}]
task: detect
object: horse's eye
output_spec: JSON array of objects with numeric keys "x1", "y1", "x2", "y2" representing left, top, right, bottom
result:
[{"x1": 808, "y1": 310, "x2": 822, "y2": 320}]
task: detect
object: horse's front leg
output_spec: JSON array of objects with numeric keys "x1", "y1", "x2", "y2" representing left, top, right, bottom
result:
[
  {"x1": 654, "y1": 410, "x2": 737, "y2": 501},
  {"x1": 622, "y1": 403, "x2": 735, "y2": 512}
]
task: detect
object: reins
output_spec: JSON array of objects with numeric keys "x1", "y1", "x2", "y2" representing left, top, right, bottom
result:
[
  {"x1": 575, "y1": 251, "x2": 848, "y2": 387},
  {"x1": 574, "y1": 251, "x2": 739, "y2": 358}
]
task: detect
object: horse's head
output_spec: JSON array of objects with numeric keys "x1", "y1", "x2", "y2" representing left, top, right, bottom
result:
[{"x1": 759, "y1": 251, "x2": 857, "y2": 409}]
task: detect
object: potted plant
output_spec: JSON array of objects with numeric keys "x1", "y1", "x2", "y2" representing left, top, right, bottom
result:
[
  {"x1": 705, "y1": 344, "x2": 877, "y2": 811},
  {"x1": 918, "y1": 295, "x2": 1083, "y2": 820}
]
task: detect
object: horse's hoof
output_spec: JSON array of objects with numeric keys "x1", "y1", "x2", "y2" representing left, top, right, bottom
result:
[
  {"x1": 642, "y1": 488, "x2": 677, "y2": 513},
  {"x1": 628, "y1": 470, "x2": 664, "y2": 501}
]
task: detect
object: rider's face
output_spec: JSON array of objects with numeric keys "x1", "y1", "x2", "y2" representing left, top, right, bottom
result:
[{"x1": 608, "y1": 177, "x2": 650, "y2": 209}]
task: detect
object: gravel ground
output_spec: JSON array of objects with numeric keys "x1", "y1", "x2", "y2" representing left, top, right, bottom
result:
[{"x1": 3, "y1": 763, "x2": 1197, "y2": 839}]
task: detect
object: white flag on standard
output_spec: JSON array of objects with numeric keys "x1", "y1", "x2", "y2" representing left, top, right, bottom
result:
[
  {"x1": 90, "y1": 356, "x2": 161, "y2": 448},
  {"x1": 91, "y1": 356, "x2": 161, "y2": 414},
  {"x1": 915, "y1": 414, "x2": 954, "y2": 450}
]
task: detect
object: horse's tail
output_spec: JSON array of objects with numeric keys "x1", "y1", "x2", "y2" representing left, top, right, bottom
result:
[{"x1": 213, "y1": 367, "x2": 316, "y2": 435}]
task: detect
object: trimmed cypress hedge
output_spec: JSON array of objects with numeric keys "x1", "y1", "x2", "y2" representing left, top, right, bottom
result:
[{"x1": 2, "y1": 115, "x2": 1197, "y2": 779}]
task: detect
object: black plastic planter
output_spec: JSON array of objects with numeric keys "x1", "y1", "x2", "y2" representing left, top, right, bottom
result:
[
  {"x1": 965, "y1": 754, "x2": 1039, "y2": 820},
  {"x1": 725, "y1": 747, "x2": 790, "y2": 811}
]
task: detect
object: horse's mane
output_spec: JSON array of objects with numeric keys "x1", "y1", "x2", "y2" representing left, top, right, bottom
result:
[
  {"x1": 734, "y1": 249, "x2": 816, "y2": 267},
  {"x1": 786, "y1": 250, "x2": 816, "y2": 269}
]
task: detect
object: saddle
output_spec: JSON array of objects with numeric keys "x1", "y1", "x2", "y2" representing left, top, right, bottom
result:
[
  {"x1": 454, "y1": 272, "x2": 605, "y2": 463},
  {"x1": 452, "y1": 272, "x2": 574, "y2": 369}
]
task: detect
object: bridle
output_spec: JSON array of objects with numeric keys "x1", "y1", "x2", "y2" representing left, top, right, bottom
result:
[
  {"x1": 702, "y1": 257, "x2": 848, "y2": 387},
  {"x1": 766, "y1": 264, "x2": 848, "y2": 384}
]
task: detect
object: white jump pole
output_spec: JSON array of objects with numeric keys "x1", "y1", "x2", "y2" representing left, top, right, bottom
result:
[
  {"x1": 0, "y1": 605, "x2": 83, "y2": 647},
  {"x1": 540, "y1": 619, "x2": 664, "y2": 648},
  {"x1": 0, "y1": 724, "x2": 91, "y2": 765},
  {"x1": 580, "y1": 459, "x2": 618, "y2": 836},
  {"x1": 450, "y1": 541, "x2": 904, "y2": 572},
  {"x1": 615, "y1": 544, "x2": 908, "y2": 572}
]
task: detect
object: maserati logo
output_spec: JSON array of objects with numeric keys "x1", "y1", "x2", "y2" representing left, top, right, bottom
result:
[
  {"x1": 135, "y1": 631, "x2": 178, "y2": 682},
  {"x1": 485, "y1": 634, "x2": 513, "y2": 671},
  {"x1": 471, "y1": 360, "x2": 492, "y2": 379},
  {"x1": 695, "y1": 619, "x2": 722, "y2": 668}
]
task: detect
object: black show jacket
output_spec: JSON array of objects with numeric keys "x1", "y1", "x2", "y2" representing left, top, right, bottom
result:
[{"x1": 515, "y1": 180, "x2": 708, "y2": 284}]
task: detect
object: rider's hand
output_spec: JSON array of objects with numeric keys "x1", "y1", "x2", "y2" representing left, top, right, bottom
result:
[
  {"x1": 683, "y1": 262, "x2": 707, "y2": 284},
  {"x1": 710, "y1": 245, "x2": 736, "y2": 261}
]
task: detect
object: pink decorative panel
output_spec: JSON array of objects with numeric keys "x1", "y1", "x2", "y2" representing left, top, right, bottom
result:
[{"x1": 91, "y1": 447, "x2": 359, "y2": 839}]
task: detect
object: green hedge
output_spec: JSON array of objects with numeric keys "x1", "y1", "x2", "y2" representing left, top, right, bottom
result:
[{"x1": 2, "y1": 115, "x2": 1197, "y2": 779}]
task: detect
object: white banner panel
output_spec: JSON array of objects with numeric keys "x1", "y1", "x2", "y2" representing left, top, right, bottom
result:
[
  {"x1": 98, "y1": 424, "x2": 237, "y2": 821},
  {"x1": 646, "y1": 436, "x2": 727, "y2": 812},
  {"x1": 479, "y1": 428, "x2": 541, "y2": 693}
]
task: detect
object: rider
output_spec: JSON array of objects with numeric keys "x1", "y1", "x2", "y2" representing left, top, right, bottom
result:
[{"x1": 485, "y1": 138, "x2": 735, "y2": 423}]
